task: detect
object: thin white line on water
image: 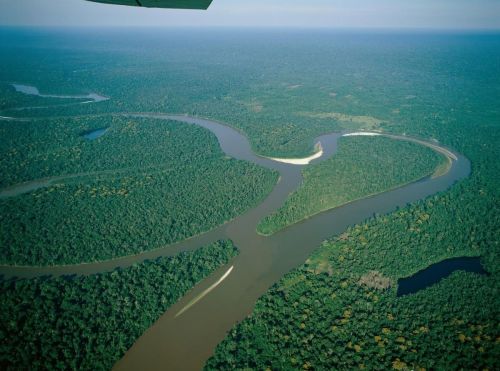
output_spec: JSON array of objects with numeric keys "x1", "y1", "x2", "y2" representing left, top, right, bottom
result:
[
  {"x1": 175, "y1": 265, "x2": 234, "y2": 318},
  {"x1": 342, "y1": 132, "x2": 381, "y2": 137}
]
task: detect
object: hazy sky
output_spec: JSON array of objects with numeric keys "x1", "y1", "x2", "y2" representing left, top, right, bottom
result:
[{"x1": 1, "y1": 0, "x2": 499, "y2": 29}]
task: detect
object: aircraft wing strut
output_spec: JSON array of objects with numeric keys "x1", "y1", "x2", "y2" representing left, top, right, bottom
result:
[{"x1": 87, "y1": 0, "x2": 213, "y2": 10}]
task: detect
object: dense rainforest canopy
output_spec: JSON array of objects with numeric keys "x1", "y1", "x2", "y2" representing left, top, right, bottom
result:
[
  {"x1": 258, "y1": 136, "x2": 446, "y2": 235},
  {"x1": 207, "y1": 187, "x2": 499, "y2": 369},
  {"x1": 0, "y1": 116, "x2": 277, "y2": 265},
  {"x1": 0, "y1": 29, "x2": 498, "y2": 369},
  {"x1": 0, "y1": 240, "x2": 238, "y2": 370}
]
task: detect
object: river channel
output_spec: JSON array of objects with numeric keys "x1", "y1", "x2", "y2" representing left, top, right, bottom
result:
[{"x1": 0, "y1": 112, "x2": 471, "y2": 370}]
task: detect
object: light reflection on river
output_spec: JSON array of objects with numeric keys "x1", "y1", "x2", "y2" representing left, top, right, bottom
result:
[{"x1": 12, "y1": 83, "x2": 109, "y2": 102}]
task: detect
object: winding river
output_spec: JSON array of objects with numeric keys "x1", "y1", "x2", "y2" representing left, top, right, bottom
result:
[
  {"x1": 114, "y1": 115, "x2": 470, "y2": 371},
  {"x1": 0, "y1": 97, "x2": 471, "y2": 370}
]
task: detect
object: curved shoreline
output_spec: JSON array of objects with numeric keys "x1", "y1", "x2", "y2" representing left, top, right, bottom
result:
[
  {"x1": 112, "y1": 118, "x2": 469, "y2": 371},
  {"x1": 0, "y1": 127, "x2": 453, "y2": 200},
  {"x1": 0, "y1": 110, "x2": 470, "y2": 371},
  {"x1": 263, "y1": 142, "x2": 323, "y2": 165},
  {"x1": 0, "y1": 116, "x2": 464, "y2": 276},
  {"x1": 256, "y1": 169, "x2": 439, "y2": 237}
]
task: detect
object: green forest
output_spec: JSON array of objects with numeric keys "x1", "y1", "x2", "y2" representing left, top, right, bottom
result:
[
  {"x1": 202, "y1": 32, "x2": 500, "y2": 369},
  {"x1": 0, "y1": 116, "x2": 277, "y2": 265},
  {"x1": 1, "y1": 31, "x2": 498, "y2": 159},
  {"x1": 0, "y1": 115, "x2": 274, "y2": 188},
  {"x1": 0, "y1": 240, "x2": 238, "y2": 370},
  {"x1": 257, "y1": 136, "x2": 446, "y2": 235},
  {"x1": 207, "y1": 185, "x2": 499, "y2": 369},
  {"x1": 0, "y1": 29, "x2": 498, "y2": 369}
]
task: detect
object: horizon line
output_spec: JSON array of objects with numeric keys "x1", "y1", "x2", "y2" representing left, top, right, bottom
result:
[{"x1": 1, "y1": 25, "x2": 500, "y2": 32}]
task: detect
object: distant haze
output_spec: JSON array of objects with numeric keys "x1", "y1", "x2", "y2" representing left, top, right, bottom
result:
[{"x1": 0, "y1": 0, "x2": 499, "y2": 29}]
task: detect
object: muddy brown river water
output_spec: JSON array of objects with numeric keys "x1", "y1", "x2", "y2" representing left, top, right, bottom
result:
[{"x1": 0, "y1": 113, "x2": 470, "y2": 371}]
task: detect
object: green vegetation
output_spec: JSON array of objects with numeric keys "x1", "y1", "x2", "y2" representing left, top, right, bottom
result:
[
  {"x1": 2, "y1": 31, "x2": 498, "y2": 159},
  {"x1": 206, "y1": 188, "x2": 499, "y2": 369},
  {"x1": 0, "y1": 240, "x2": 238, "y2": 370},
  {"x1": 189, "y1": 32, "x2": 499, "y2": 371},
  {"x1": 0, "y1": 116, "x2": 277, "y2": 265},
  {"x1": 0, "y1": 115, "x2": 262, "y2": 188},
  {"x1": 207, "y1": 270, "x2": 498, "y2": 370},
  {"x1": 1, "y1": 29, "x2": 499, "y2": 369},
  {"x1": 258, "y1": 136, "x2": 445, "y2": 235}
]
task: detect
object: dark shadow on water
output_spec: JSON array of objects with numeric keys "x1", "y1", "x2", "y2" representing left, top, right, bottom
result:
[{"x1": 397, "y1": 256, "x2": 488, "y2": 296}]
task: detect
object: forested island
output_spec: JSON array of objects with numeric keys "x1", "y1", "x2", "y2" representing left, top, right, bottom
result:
[{"x1": 257, "y1": 136, "x2": 446, "y2": 235}]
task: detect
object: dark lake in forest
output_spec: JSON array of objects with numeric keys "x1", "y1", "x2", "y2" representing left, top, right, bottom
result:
[{"x1": 397, "y1": 256, "x2": 488, "y2": 296}]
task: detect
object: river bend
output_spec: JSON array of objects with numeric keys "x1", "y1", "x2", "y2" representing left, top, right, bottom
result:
[{"x1": 0, "y1": 112, "x2": 470, "y2": 371}]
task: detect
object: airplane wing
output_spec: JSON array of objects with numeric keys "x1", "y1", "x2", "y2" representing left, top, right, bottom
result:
[{"x1": 86, "y1": 0, "x2": 213, "y2": 9}]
